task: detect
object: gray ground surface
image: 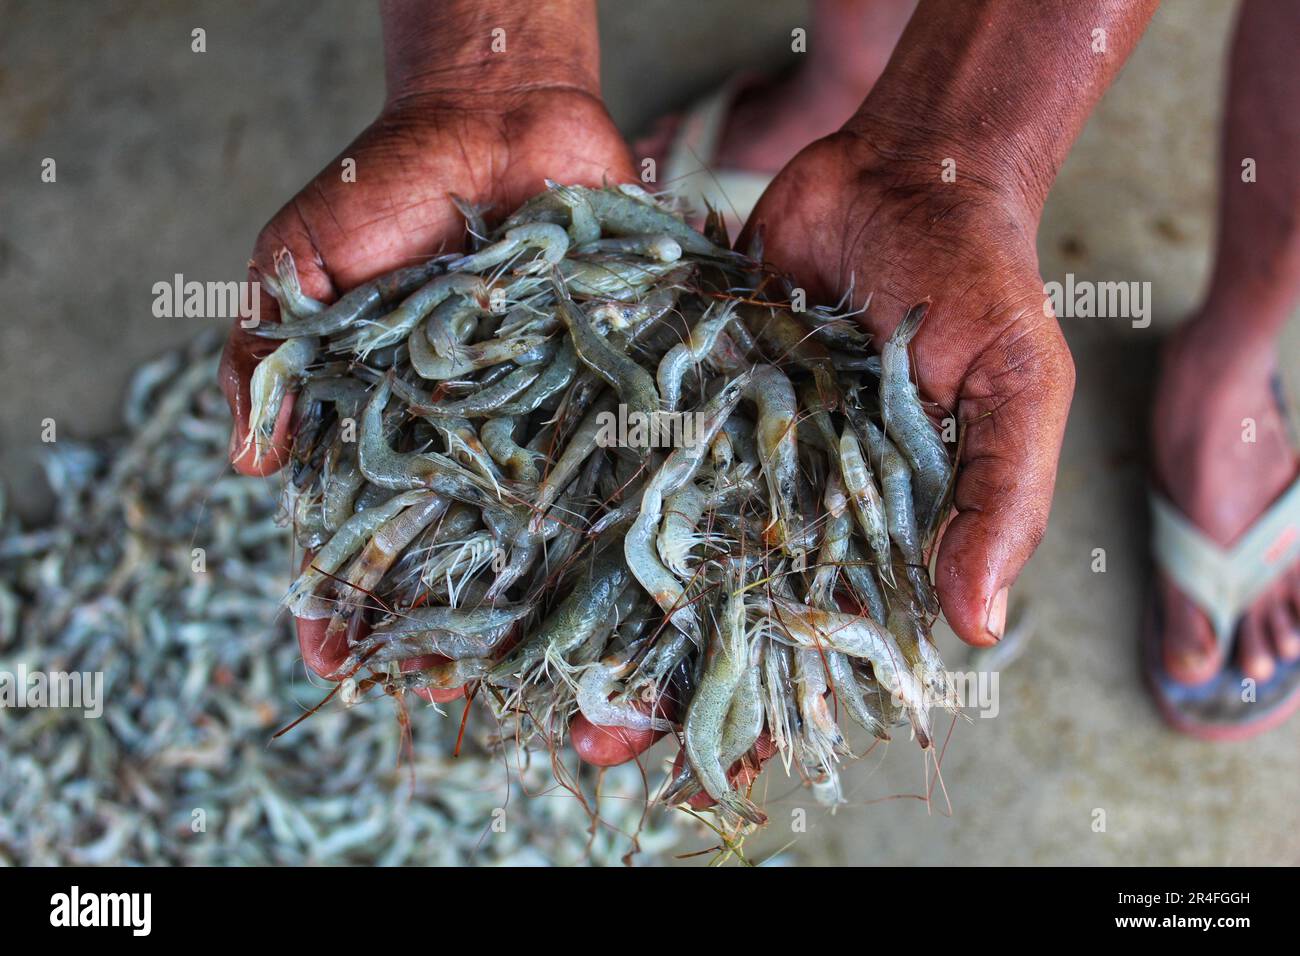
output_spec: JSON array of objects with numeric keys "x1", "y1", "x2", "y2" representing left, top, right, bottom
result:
[{"x1": 3, "y1": 0, "x2": 1297, "y2": 865}]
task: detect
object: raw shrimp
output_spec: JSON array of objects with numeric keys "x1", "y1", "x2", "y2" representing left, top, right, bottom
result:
[
  {"x1": 527, "y1": 391, "x2": 619, "y2": 535},
  {"x1": 588, "y1": 281, "x2": 685, "y2": 333},
  {"x1": 761, "y1": 637, "x2": 798, "y2": 767},
  {"x1": 253, "y1": 258, "x2": 446, "y2": 339},
  {"x1": 344, "y1": 605, "x2": 528, "y2": 670},
  {"x1": 839, "y1": 428, "x2": 893, "y2": 586},
  {"x1": 284, "y1": 489, "x2": 428, "y2": 619},
  {"x1": 576, "y1": 643, "x2": 674, "y2": 733},
  {"x1": 340, "y1": 273, "x2": 487, "y2": 358},
  {"x1": 544, "y1": 181, "x2": 601, "y2": 244},
  {"x1": 656, "y1": 301, "x2": 737, "y2": 412},
  {"x1": 574, "y1": 235, "x2": 682, "y2": 263},
  {"x1": 842, "y1": 539, "x2": 888, "y2": 624},
  {"x1": 407, "y1": 361, "x2": 547, "y2": 420},
  {"x1": 793, "y1": 647, "x2": 845, "y2": 760},
  {"x1": 656, "y1": 483, "x2": 708, "y2": 577},
  {"x1": 807, "y1": 473, "x2": 850, "y2": 610},
  {"x1": 561, "y1": 185, "x2": 738, "y2": 260},
  {"x1": 480, "y1": 417, "x2": 541, "y2": 483},
  {"x1": 357, "y1": 374, "x2": 523, "y2": 516},
  {"x1": 245, "y1": 183, "x2": 968, "y2": 828},
  {"x1": 260, "y1": 248, "x2": 325, "y2": 319},
  {"x1": 825, "y1": 650, "x2": 891, "y2": 741},
  {"x1": 681, "y1": 567, "x2": 766, "y2": 825},
  {"x1": 662, "y1": 628, "x2": 765, "y2": 805},
  {"x1": 551, "y1": 271, "x2": 659, "y2": 420},
  {"x1": 488, "y1": 553, "x2": 631, "y2": 686},
  {"x1": 746, "y1": 365, "x2": 800, "y2": 555},
  {"x1": 351, "y1": 658, "x2": 491, "y2": 700},
  {"x1": 492, "y1": 339, "x2": 578, "y2": 417},
  {"x1": 322, "y1": 492, "x2": 450, "y2": 640},
  {"x1": 556, "y1": 257, "x2": 682, "y2": 300},
  {"x1": 760, "y1": 595, "x2": 932, "y2": 749},
  {"x1": 449, "y1": 222, "x2": 570, "y2": 275},
  {"x1": 879, "y1": 304, "x2": 952, "y2": 540},
  {"x1": 408, "y1": 325, "x2": 551, "y2": 382},
  {"x1": 321, "y1": 450, "x2": 366, "y2": 533},
  {"x1": 856, "y1": 414, "x2": 940, "y2": 615},
  {"x1": 423, "y1": 289, "x2": 487, "y2": 358},
  {"x1": 371, "y1": 602, "x2": 529, "y2": 637},
  {"x1": 624, "y1": 374, "x2": 749, "y2": 644},
  {"x1": 887, "y1": 598, "x2": 958, "y2": 710},
  {"x1": 244, "y1": 337, "x2": 316, "y2": 465}
]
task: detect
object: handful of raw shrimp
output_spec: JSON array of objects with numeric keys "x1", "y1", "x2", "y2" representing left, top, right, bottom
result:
[{"x1": 250, "y1": 181, "x2": 959, "y2": 827}]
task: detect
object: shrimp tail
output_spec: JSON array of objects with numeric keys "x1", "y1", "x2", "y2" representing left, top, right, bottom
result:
[
  {"x1": 890, "y1": 301, "x2": 929, "y2": 347},
  {"x1": 719, "y1": 792, "x2": 767, "y2": 826}
]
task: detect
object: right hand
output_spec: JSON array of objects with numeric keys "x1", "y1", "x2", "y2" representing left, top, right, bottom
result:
[{"x1": 220, "y1": 88, "x2": 637, "y2": 685}]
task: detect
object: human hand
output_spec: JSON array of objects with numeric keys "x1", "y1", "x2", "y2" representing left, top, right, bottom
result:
[
  {"x1": 742, "y1": 130, "x2": 1074, "y2": 648},
  {"x1": 220, "y1": 80, "x2": 636, "y2": 694}
]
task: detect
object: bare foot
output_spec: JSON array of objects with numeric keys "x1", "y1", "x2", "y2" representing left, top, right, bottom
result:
[
  {"x1": 1152, "y1": 317, "x2": 1300, "y2": 685},
  {"x1": 634, "y1": 2, "x2": 912, "y2": 182}
]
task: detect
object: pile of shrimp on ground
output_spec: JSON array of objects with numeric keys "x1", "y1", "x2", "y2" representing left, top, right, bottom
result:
[{"x1": 250, "y1": 182, "x2": 960, "y2": 827}]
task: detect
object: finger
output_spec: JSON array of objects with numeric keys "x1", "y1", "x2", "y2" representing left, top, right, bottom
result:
[
  {"x1": 292, "y1": 549, "x2": 364, "y2": 680},
  {"x1": 571, "y1": 696, "x2": 674, "y2": 767},
  {"x1": 296, "y1": 614, "x2": 353, "y2": 680},
  {"x1": 933, "y1": 322, "x2": 1075, "y2": 646},
  {"x1": 570, "y1": 715, "x2": 667, "y2": 767}
]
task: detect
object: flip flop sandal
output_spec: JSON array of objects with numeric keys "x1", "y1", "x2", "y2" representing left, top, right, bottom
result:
[
  {"x1": 660, "y1": 76, "x2": 775, "y2": 236},
  {"x1": 1144, "y1": 450, "x2": 1300, "y2": 740}
]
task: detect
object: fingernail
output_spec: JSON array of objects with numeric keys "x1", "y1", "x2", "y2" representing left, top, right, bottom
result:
[{"x1": 987, "y1": 586, "x2": 1009, "y2": 641}]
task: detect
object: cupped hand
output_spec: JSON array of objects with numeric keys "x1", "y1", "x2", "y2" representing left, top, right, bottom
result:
[
  {"x1": 741, "y1": 131, "x2": 1075, "y2": 647},
  {"x1": 220, "y1": 89, "x2": 637, "y2": 690}
]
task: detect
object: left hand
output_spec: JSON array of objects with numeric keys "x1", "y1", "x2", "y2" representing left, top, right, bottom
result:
[{"x1": 741, "y1": 130, "x2": 1075, "y2": 648}]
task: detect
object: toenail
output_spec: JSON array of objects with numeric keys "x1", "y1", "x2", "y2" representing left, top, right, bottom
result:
[
  {"x1": 1173, "y1": 648, "x2": 1211, "y2": 676},
  {"x1": 1246, "y1": 657, "x2": 1276, "y2": 683}
]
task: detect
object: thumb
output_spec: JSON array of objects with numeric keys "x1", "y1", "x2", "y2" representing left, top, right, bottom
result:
[{"x1": 933, "y1": 323, "x2": 1075, "y2": 646}]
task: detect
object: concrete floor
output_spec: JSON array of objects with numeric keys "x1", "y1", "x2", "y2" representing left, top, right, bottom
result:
[{"x1": 3, "y1": 0, "x2": 1298, "y2": 865}]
